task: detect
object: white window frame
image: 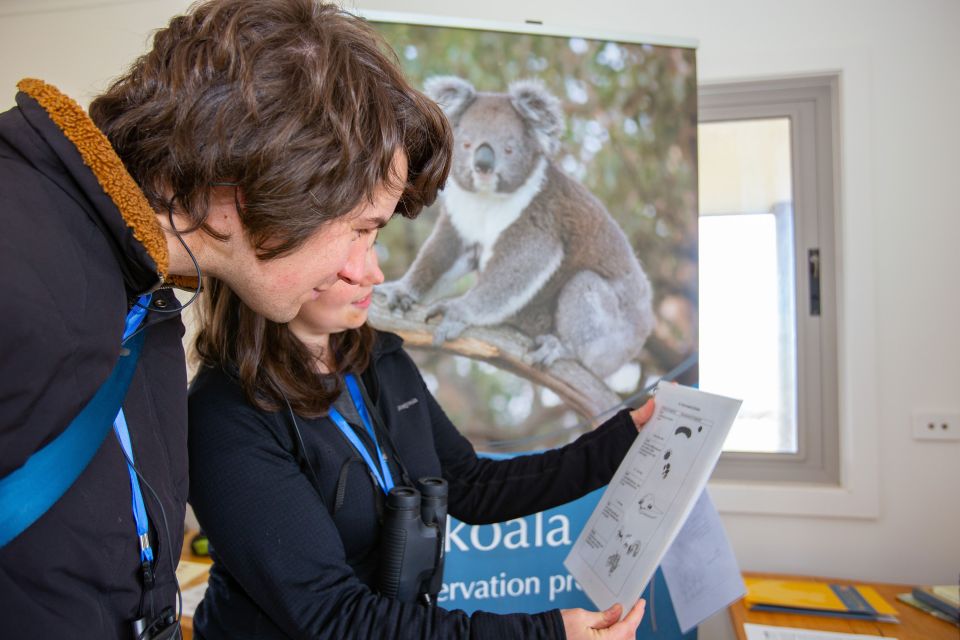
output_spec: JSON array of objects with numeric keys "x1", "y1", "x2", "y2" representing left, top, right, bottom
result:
[{"x1": 698, "y1": 76, "x2": 840, "y2": 485}]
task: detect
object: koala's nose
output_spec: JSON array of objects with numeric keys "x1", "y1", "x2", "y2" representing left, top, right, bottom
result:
[{"x1": 473, "y1": 144, "x2": 495, "y2": 174}]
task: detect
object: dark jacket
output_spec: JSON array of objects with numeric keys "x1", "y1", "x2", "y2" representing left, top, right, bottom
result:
[
  {"x1": 0, "y1": 81, "x2": 188, "y2": 639},
  {"x1": 188, "y1": 331, "x2": 638, "y2": 639}
]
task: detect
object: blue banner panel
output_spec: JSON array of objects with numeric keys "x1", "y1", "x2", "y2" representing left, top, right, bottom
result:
[{"x1": 441, "y1": 487, "x2": 696, "y2": 639}]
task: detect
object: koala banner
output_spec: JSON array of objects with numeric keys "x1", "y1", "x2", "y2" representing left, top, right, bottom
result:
[
  {"x1": 371, "y1": 18, "x2": 698, "y2": 449},
  {"x1": 370, "y1": 16, "x2": 699, "y2": 636}
]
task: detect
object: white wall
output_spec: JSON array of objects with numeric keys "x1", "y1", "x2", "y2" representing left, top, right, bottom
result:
[{"x1": 2, "y1": 0, "x2": 957, "y2": 588}]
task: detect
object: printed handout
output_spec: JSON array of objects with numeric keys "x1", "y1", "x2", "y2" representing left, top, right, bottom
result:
[{"x1": 564, "y1": 384, "x2": 742, "y2": 612}]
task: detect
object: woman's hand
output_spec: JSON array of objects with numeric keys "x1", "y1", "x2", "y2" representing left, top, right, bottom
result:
[
  {"x1": 560, "y1": 599, "x2": 646, "y2": 639},
  {"x1": 630, "y1": 399, "x2": 656, "y2": 432}
]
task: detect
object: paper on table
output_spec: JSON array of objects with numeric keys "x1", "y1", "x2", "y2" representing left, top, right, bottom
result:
[
  {"x1": 564, "y1": 384, "x2": 741, "y2": 612},
  {"x1": 181, "y1": 581, "x2": 209, "y2": 619},
  {"x1": 660, "y1": 489, "x2": 745, "y2": 633},
  {"x1": 743, "y1": 623, "x2": 897, "y2": 640}
]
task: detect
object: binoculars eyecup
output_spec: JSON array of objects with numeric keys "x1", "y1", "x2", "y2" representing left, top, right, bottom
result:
[{"x1": 386, "y1": 486, "x2": 420, "y2": 513}]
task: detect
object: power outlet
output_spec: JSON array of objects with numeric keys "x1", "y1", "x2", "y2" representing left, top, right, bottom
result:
[{"x1": 912, "y1": 411, "x2": 960, "y2": 441}]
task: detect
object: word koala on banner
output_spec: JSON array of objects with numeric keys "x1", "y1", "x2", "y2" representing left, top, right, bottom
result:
[{"x1": 379, "y1": 76, "x2": 654, "y2": 380}]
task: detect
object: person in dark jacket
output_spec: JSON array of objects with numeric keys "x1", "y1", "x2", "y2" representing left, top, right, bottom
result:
[
  {"x1": 188, "y1": 235, "x2": 653, "y2": 639},
  {"x1": 0, "y1": 1, "x2": 450, "y2": 637}
]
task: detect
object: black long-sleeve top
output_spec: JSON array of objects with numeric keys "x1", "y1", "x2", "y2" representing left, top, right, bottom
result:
[{"x1": 187, "y1": 331, "x2": 637, "y2": 639}]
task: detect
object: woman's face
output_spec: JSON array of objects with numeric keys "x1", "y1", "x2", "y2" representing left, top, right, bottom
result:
[{"x1": 289, "y1": 232, "x2": 384, "y2": 338}]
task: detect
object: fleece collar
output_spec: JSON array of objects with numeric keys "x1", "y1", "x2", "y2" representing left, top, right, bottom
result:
[{"x1": 16, "y1": 79, "x2": 198, "y2": 291}]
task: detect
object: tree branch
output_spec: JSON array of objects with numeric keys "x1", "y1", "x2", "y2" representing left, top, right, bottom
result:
[{"x1": 368, "y1": 299, "x2": 623, "y2": 422}]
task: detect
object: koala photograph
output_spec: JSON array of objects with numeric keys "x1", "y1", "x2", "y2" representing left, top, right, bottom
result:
[
  {"x1": 369, "y1": 21, "x2": 698, "y2": 449},
  {"x1": 379, "y1": 77, "x2": 654, "y2": 382}
]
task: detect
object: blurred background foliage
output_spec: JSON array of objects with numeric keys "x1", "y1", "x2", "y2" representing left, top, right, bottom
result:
[{"x1": 372, "y1": 21, "x2": 698, "y2": 451}]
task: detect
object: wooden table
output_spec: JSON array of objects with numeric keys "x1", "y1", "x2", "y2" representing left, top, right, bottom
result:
[
  {"x1": 729, "y1": 572, "x2": 958, "y2": 639},
  {"x1": 178, "y1": 530, "x2": 213, "y2": 640}
]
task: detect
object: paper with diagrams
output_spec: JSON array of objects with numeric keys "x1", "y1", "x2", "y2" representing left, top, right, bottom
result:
[{"x1": 564, "y1": 384, "x2": 742, "y2": 612}]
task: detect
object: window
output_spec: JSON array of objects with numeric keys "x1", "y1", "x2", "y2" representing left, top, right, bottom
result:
[{"x1": 698, "y1": 76, "x2": 840, "y2": 484}]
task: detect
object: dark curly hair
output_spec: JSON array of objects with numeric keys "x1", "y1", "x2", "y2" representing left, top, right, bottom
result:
[{"x1": 89, "y1": 0, "x2": 451, "y2": 259}]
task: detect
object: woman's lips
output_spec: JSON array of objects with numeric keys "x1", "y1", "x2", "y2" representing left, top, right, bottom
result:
[{"x1": 353, "y1": 293, "x2": 372, "y2": 309}]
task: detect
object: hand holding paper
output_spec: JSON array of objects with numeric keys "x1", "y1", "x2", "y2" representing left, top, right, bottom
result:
[
  {"x1": 565, "y1": 384, "x2": 742, "y2": 613},
  {"x1": 561, "y1": 598, "x2": 647, "y2": 639},
  {"x1": 629, "y1": 398, "x2": 656, "y2": 431}
]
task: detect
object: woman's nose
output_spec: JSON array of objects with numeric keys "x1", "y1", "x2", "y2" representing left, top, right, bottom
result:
[
  {"x1": 337, "y1": 237, "x2": 369, "y2": 285},
  {"x1": 366, "y1": 245, "x2": 385, "y2": 286}
]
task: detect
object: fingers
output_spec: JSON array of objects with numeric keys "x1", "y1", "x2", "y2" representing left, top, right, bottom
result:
[
  {"x1": 561, "y1": 600, "x2": 646, "y2": 640},
  {"x1": 618, "y1": 598, "x2": 647, "y2": 630},
  {"x1": 596, "y1": 603, "x2": 623, "y2": 629},
  {"x1": 560, "y1": 604, "x2": 621, "y2": 639},
  {"x1": 630, "y1": 398, "x2": 656, "y2": 431}
]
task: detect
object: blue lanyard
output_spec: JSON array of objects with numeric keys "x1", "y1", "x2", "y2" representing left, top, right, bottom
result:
[
  {"x1": 328, "y1": 374, "x2": 394, "y2": 494},
  {"x1": 112, "y1": 294, "x2": 153, "y2": 565}
]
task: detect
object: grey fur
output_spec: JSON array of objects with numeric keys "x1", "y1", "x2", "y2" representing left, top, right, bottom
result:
[
  {"x1": 508, "y1": 79, "x2": 564, "y2": 156},
  {"x1": 379, "y1": 78, "x2": 655, "y2": 380},
  {"x1": 423, "y1": 76, "x2": 476, "y2": 120}
]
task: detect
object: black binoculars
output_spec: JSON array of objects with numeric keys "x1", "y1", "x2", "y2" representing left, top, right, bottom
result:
[{"x1": 378, "y1": 477, "x2": 448, "y2": 604}]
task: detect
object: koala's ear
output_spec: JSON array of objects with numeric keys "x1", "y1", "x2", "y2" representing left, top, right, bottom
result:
[
  {"x1": 424, "y1": 76, "x2": 476, "y2": 121},
  {"x1": 508, "y1": 79, "x2": 565, "y2": 156}
]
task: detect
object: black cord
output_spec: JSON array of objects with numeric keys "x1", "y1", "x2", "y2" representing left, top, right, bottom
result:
[
  {"x1": 122, "y1": 201, "x2": 204, "y2": 348},
  {"x1": 118, "y1": 447, "x2": 183, "y2": 635},
  {"x1": 162, "y1": 198, "x2": 203, "y2": 311},
  {"x1": 282, "y1": 392, "x2": 325, "y2": 492}
]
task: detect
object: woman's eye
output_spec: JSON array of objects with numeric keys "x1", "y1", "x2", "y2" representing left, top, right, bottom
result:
[{"x1": 354, "y1": 228, "x2": 380, "y2": 245}]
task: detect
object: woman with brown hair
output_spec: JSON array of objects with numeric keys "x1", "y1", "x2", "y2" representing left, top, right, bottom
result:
[{"x1": 188, "y1": 222, "x2": 654, "y2": 639}]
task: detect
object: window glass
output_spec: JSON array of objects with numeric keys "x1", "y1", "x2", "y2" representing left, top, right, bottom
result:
[
  {"x1": 698, "y1": 117, "x2": 798, "y2": 454},
  {"x1": 699, "y1": 118, "x2": 792, "y2": 214}
]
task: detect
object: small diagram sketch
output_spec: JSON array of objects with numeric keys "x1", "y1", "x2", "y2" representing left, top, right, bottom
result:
[
  {"x1": 673, "y1": 424, "x2": 703, "y2": 439},
  {"x1": 661, "y1": 449, "x2": 673, "y2": 479},
  {"x1": 606, "y1": 552, "x2": 621, "y2": 576},
  {"x1": 616, "y1": 527, "x2": 643, "y2": 558},
  {"x1": 637, "y1": 493, "x2": 664, "y2": 519}
]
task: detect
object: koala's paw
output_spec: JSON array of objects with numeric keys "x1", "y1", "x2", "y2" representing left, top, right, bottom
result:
[
  {"x1": 527, "y1": 334, "x2": 571, "y2": 368},
  {"x1": 426, "y1": 302, "x2": 469, "y2": 344},
  {"x1": 375, "y1": 281, "x2": 418, "y2": 313}
]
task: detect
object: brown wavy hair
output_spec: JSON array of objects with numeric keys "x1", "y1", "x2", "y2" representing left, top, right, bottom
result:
[
  {"x1": 89, "y1": 0, "x2": 451, "y2": 258},
  {"x1": 194, "y1": 277, "x2": 374, "y2": 416}
]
